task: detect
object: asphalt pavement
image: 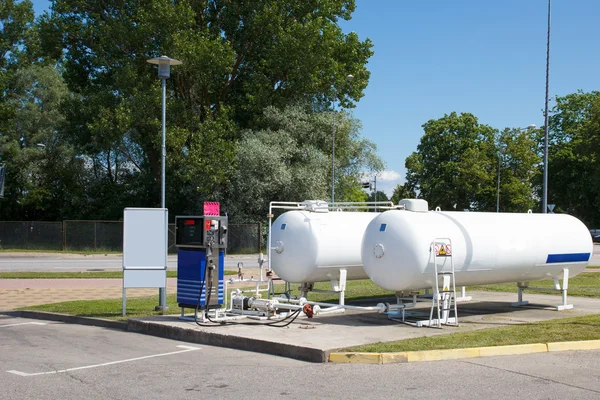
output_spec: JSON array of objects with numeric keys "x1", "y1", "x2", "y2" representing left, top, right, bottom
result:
[
  {"x1": 1, "y1": 244, "x2": 598, "y2": 272},
  {"x1": 2, "y1": 315, "x2": 600, "y2": 400},
  {"x1": 0, "y1": 253, "x2": 264, "y2": 272}
]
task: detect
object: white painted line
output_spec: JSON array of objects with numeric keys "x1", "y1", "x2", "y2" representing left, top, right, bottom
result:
[
  {"x1": 7, "y1": 345, "x2": 200, "y2": 377},
  {"x1": 0, "y1": 322, "x2": 47, "y2": 328}
]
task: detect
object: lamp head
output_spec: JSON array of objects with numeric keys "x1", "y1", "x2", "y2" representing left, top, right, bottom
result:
[{"x1": 146, "y1": 56, "x2": 183, "y2": 78}]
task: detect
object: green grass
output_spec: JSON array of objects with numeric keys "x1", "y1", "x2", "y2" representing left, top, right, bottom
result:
[
  {"x1": 21, "y1": 294, "x2": 182, "y2": 321},
  {"x1": 344, "y1": 313, "x2": 600, "y2": 353},
  {"x1": 0, "y1": 270, "x2": 236, "y2": 279},
  {"x1": 20, "y1": 279, "x2": 391, "y2": 320},
  {"x1": 274, "y1": 279, "x2": 394, "y2": 303},
  {"x1": 468, "y1": 272, "x2": 600, "y2": 298},
  {"x1": 0, "y1": 248, "x2": 123, "y2": 255}
]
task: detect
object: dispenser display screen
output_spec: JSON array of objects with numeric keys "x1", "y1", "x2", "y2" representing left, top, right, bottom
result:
[{"x1": 176, "y1": 217, "x2": 204, "y2": 246}]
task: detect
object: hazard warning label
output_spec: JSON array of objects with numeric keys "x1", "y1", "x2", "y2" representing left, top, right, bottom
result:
[{"x1": 434, "y1": 243, "x2": 452, "y2": 257}]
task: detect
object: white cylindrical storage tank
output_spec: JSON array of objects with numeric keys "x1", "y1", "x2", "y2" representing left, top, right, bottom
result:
[
  {"x1": 270, "y1": 210, "x2": 379, "y2": 283},
  {"x1": 361, "y1": 206, "x2": 593, "y2": 292}
]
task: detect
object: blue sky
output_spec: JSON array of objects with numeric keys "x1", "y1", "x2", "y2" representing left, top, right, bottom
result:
[
  {"x1": 340, "y1": 0, "x2": 599, "y2": 195},
  {"x1": 32, "y1": 1, "x2": 599, "y2": 196}
]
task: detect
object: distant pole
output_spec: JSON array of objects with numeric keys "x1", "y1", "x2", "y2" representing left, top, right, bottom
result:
[
  {"x1": 374, "y1": 175, "x2": 377, "y2": 212},
  {"x1": 542, "y1": 0, "x2": 551, "y2": 213},
  {"x1": 496, "y1": 152, "x2": 501, "y2": 212},
  {"x1": 331, "y1": 112, "x2": 335, "y2": 204}
]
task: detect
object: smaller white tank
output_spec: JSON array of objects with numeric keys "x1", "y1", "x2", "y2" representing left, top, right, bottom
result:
[{"x1": 270, "y1": 207, "x2": 379, "y2": 283}]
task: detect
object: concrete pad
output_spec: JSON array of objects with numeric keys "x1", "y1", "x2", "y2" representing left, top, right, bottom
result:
[{"x1": 126, "y1": 290, "x2": 600, "y2": 363}]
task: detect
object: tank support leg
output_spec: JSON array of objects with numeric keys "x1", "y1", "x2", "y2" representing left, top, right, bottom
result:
[
  {"x1": 511, "y1": 282, "x2": 529, "y2": 307},
  {"x1": 299, "y1": 282, "x2": 313, "y2": 299},
  {"x1": 331, "y1": 269, "x2": 347, "y2": 306},
  {"x1": 456, "y1": 286, "x2": 472, "y2": 302},
  {"x1": 556, "y1": 268, "x2": 573, "y2": 311}
]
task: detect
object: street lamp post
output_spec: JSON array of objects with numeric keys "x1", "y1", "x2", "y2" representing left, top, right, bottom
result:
[
  {"x1": 146, "y1": 56, "x2": 182, "y2": 209},
  {"x1": 331, "y1": 74, "x2": 354, "y2": 204},
  {"x1": 542, "y1": 0, "x2": 551, "y2": 213},
  {"x1": 496, "y1": 124, "x2": 536, "y2": 212},
  {"x1": 147, "y1": 55, "x2": 182, "y2": 311}
]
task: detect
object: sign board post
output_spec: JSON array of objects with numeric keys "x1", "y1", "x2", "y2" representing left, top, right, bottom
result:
[{"x1": 122, "y1": 208, "x2": 168, "y2": 316}]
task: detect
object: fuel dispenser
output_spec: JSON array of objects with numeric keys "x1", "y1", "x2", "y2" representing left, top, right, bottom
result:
[{"x1": 175, "y1": 210, "x2": 227, "y2": 314}]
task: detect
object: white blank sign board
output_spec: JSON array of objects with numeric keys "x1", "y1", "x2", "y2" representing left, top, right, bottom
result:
[{"x1": 123, "y1": 208, "x2": 168, "y2": 270}]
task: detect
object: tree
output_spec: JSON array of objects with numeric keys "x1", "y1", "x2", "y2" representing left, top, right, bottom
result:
[
  {"x1": 1, "y1": 0, "x2": 36, "y2": 124},
  {"x1": 44, "y1": 0, "x2": 374, "y2": 219},
  {"x1": 496, "y1": 127, "x2": 540, "y2": 212},
  {"x1": 227, "y1": 104, "x2": 382, "y2": 221},
  {"x1": 365, "y1": 189, "x2": 388, "y2": 212},
  {"x1": 390, "y1": 183, "x2": 416, "y2": 204},
  {"x1": 0, "y1": 1, "x2": 85, "y2": 220},
  {"x1": 366, "y1": 190, "x2": 388, "y2": 203},
  {"x1": 0, "y1": 0, "x2": 35, "y2": 71},
  {"x1": 405, "y1": 112, "x2": 496, "y2": 211},
  {"x1": 0, "y1": 64, "x2": 85, "y2": 220},
  {"x1": 546, "y1": 91, "x2": 600, "y2": 225}
]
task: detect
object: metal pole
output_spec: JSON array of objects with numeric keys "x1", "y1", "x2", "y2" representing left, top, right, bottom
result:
[
  {"x1": 496, "y1": 152, "x2": 501, "y2": 212},
  {"x1": 161, "y1": 77, "x2": 166, "y2": 209},
  {"x1": 374, "y1": 176, "x2": 377, "y2": 212},
  {"x1": 542, "y1": 0, "x2": 551, "y2": 213},
  {"x1": 257, "y1": 222, "x2": 262, "y2": 253},
  {"x1": 158, "y1": 77, "x2": 167, "y2": 310},
  {"x1": 331, "y1": 111, "x2": 335, "y2": 204}
]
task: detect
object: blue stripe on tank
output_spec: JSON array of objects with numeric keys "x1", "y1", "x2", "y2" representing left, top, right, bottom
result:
[{"x1": 546, "y1": 253, "x2": 591, "y2": 263}]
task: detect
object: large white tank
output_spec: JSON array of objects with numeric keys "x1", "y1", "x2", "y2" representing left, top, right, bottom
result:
[
  {"x1": 361, "y1": 202, "x2": 593, "y2": 292},
  {"x1": 270, "y1": 210, "x2": 379, "y2": 283}
]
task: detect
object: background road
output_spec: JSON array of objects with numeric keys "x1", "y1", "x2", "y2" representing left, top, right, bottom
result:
[
  {"x1": 1, "y1": 315, "x2": 600, "y2": 400},
  {"x1": 0, "y1": 253, "x2": 264, "y2": 272},
  {"x1": 1, "y1": 244, "x2": 598, "y2": 272}
]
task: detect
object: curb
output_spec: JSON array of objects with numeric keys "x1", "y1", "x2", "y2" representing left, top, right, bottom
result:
[
  {"x1": 1, "y1": 310, "x2": 127, "y2": 331},
  {"x1": 126, "y1": 319, "x2": 327, "y2": 363},
  {"x1": 329, "y1": 341, "x2": 600, "y2": 364}
]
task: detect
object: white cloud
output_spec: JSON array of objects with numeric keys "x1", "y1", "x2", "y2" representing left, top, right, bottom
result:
[
  {"x1": 377, "y1": 170, "x2": 402, "y2": 182},
  {"x1": 359, "y1": 170, "x2": 405, "y2": 198}
]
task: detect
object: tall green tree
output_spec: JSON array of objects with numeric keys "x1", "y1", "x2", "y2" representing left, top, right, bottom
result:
[
  {"x1": 44, "y1": 0, "x2": 373, "y2": 219},
  {"x1": 1, "y1": 0, "x2": 36, "y2": 124},
  {"x1": 1, "y1": 1, "x2": 84, "y2": 220},
  {"x1": 0, "y1": 0, "x2": 35, "y2": 70},
  {"x1": 0, "y1": 64, "x2": 85, "y2": 220},
  {"x1": 390, "y1": 183, "x2": 415, "y2": 204},
  {"x1": 547, "y1": 90, "x2": 600, "y2": 225},
  {"x1": 227, "y1": 104, "x2": 382, "y2": 222},
  {"x1": 496, "y1": 127, "x2": 540, "y2": 212},
  {"x1": 405, "y1": 112, "x2": 496, "y2": 211}
]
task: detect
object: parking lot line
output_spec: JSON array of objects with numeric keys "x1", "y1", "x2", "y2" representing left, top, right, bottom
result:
[
  {"x1": 0, "y1": 322, "x2": 47, "y2": 328},
  {"x1": 7, "y1": 345, "x2": 201, "y2": 377}
]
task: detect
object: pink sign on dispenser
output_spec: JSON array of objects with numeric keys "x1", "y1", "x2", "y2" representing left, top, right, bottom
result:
[{"x1": 203, "y1": 202, "x2": 220, "y2": 216}]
